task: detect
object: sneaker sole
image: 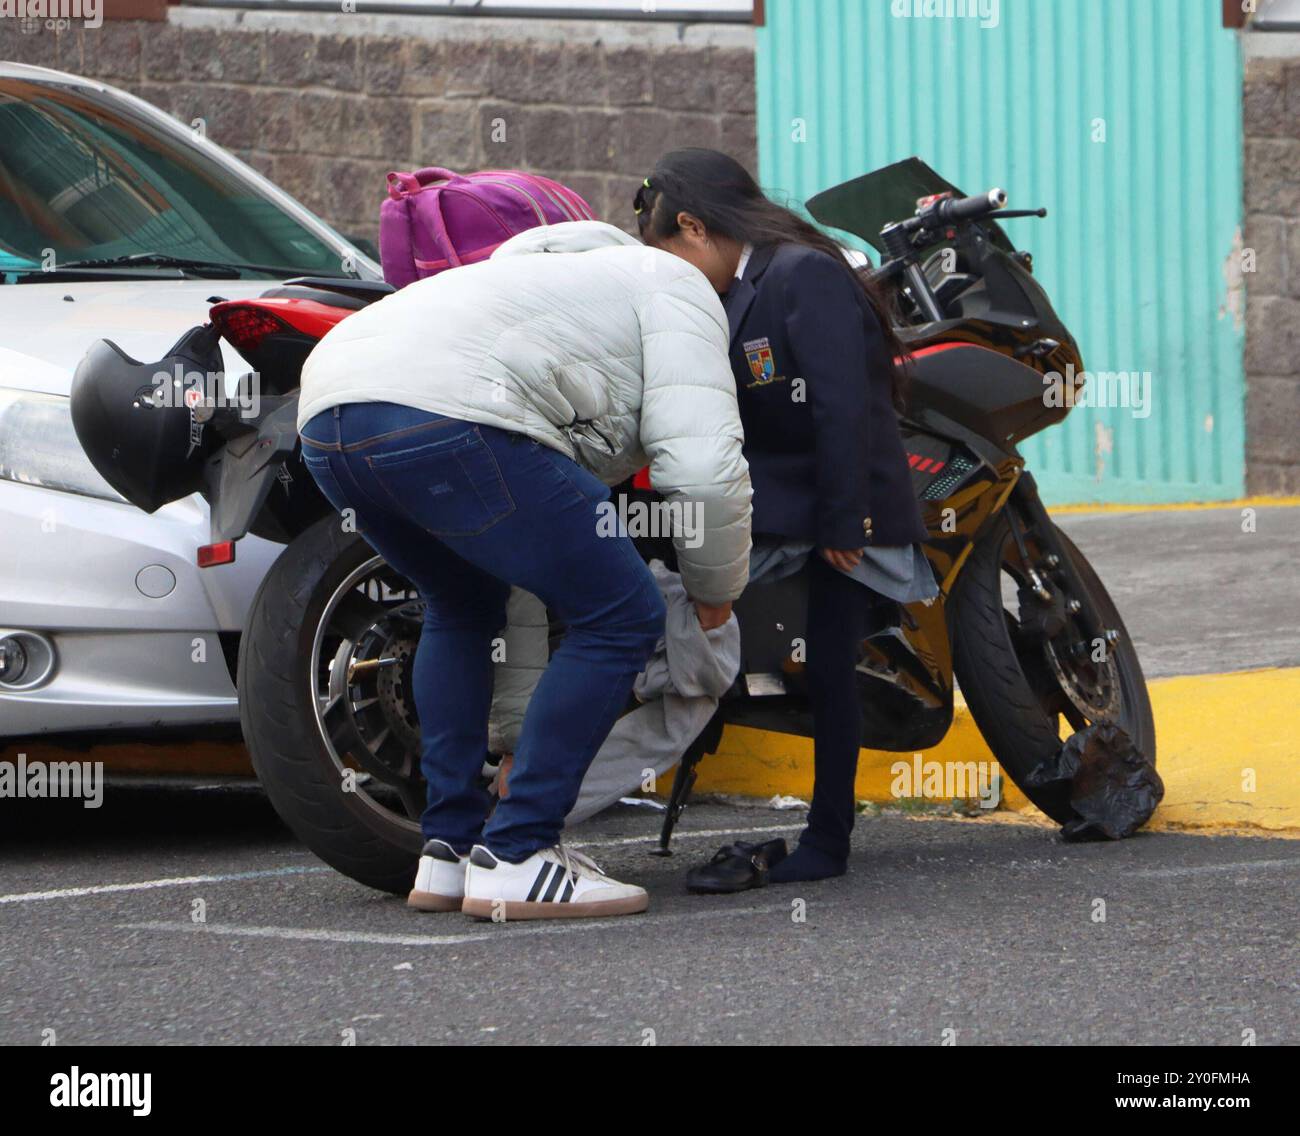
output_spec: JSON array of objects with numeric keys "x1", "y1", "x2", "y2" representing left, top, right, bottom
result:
[
  {"x1": 407, "y1": 889, "x2": 463, "y2": 913},
  {"x1": 460, "y1": 893, "x2": 648, "y2": 921}
]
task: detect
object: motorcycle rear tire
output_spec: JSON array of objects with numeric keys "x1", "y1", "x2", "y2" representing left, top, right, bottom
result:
[{"x1": 238, "y1": 517, "x2": 421, "y2": 895}]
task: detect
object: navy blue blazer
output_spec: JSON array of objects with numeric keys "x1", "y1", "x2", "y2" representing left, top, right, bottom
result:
[{"x1": 722, "y1": 242, "x2": 928, "y2": 550}]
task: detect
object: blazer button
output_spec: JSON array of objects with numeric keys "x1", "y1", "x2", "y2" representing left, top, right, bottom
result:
[{"x1": 863, "y1": 517, "x2": 873, "y2": 539}]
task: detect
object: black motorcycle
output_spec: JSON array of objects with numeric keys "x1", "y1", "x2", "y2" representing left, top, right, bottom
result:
[{"x1": 71, "y1": 158, "x2": 1155, "y2": 893}]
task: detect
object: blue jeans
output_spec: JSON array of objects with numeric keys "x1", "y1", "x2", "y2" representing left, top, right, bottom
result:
[{"x1": 300, "y1": 402, "x2": 665, "y2": 862}]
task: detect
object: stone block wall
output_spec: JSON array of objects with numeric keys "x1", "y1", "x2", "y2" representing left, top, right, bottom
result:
[
  {"x1": 1243, "y1": 34, "x2": 1300, "y2": 493},
  {"x1": 2, "y1": 6, "x2": 756, "y2": 245}
]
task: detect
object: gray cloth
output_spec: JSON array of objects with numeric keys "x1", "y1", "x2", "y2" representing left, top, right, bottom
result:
[
  {"x1": 567, "y1": 560, "x2": 740, "y2": 823},
  {"x1": 749, "y1": 533, "x2": 939, "y2": 604},
  {"x1": 485, "y1": 561, "x2": 740, "y2": 825}
]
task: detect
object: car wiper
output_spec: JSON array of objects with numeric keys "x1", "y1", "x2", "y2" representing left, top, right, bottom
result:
[{"x1": 24, "y1": 253, "x2": 355, "y2": 280}]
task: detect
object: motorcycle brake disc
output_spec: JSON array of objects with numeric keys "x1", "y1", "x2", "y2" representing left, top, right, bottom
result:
[
  {"x1": 374, "y1": 634, "x2": 422, "y2": 755},
  {"x1": 1044, "y1": 636, "x2": 1122, "y2": 723}
]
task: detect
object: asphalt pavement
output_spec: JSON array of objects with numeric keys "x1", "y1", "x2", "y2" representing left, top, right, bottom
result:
[
  {"x1": 2, "y1": 503, "x2": 1297, "y2": 1045},
  {"x1": 1, "y1": 785, "x2": 1295, "y2": 1045},
  {"x1": 1054, "y1": 504, "x2": 1300, "y2": 678}
]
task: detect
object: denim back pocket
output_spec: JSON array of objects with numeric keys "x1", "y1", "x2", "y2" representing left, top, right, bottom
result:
[{"x1": 364, "y1": 425, "x2": 515, "y2": 538}]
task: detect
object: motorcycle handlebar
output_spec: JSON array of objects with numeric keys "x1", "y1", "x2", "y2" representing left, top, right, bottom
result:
[
  {"x1": 929, "y1": 187, "x2": 1008, "y2": 224},
  {"x1": 877, "y1": 186, "x2": 1024, "y2": 278}
]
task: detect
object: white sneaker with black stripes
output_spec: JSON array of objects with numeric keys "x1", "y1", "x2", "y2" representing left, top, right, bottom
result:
[
  {"x1": 407, "y1": 839, "x2": 467, "y2": 912},
  {"x1": 462, "y1": 844, "x2": 649, "y2": 920}
]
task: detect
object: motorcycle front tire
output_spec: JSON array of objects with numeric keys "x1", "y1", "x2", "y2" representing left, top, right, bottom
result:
[{"x1": 949, "y1": 515, "x2": 1157, "y2": 824}]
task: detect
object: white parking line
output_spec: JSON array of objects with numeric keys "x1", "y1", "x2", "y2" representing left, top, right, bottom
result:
[
  {"x1": 0, "y1": 823, "x2": 801, "y2": 906},
  {"x1": 0, "y1": 866, "x2": 328, "y2": 905},
  {"x1": 119, "y1": 901, "x2": 791, "y2": 948},
  {"x1": 572, "y1": 822, "x2": 800, "y2": 851}
]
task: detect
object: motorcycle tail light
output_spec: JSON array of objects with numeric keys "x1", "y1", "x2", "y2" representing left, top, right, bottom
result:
[{"x1": 210, "y1": 304, "x2": 292, "y2": 356}]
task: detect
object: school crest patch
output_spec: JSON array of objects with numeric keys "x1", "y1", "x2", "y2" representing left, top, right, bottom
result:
[{"x1": 742, "y1": 336, "x2": 779, "y2": 386}]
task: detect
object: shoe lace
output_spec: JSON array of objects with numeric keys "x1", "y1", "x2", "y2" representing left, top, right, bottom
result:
[{"x1": 553, "y1": 844, "x2": 605, "y2": 887}]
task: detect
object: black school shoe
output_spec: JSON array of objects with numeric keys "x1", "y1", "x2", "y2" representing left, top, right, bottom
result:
[{"x1": 685, "y1": 838, "x2": 789, "y2": 894}]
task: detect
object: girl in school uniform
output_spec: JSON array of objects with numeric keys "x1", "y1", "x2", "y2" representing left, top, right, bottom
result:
[{"x1": 637, "y1": 148, "x2": 936, "y2": 882}]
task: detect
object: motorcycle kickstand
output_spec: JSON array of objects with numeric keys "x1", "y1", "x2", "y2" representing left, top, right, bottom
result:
[{"x1": 651, "y1": 710, "x2": 724, "y2": 856}]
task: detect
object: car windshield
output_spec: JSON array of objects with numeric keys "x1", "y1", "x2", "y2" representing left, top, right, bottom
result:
[
  {"x1": 0, "y1": 76, "x2": 348, "y2": 280},
  {"x1": 807, "y1": 156, "x2": 1015, "y2": 255}
]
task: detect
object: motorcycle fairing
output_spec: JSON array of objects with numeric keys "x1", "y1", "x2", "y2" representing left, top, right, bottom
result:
[
  {"x1": 204, "y1": 395, "x2": 303, "y2": 545},
  {"x1": 908, "y1": 342, "x2": 1067, "y2": 445},
  {"x1": 724, "y1": 409, "x2": 1025, "y2": 753},
  {"x1": 209, "y1": 295, "x2": 355, "y2": 391},
  {"x1": 726, "y1": 563, "x2": 953, "y2": 751}
]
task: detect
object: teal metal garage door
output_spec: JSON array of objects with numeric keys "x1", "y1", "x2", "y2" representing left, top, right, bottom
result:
[{"x1": 755, "y1": 0, "x2": 1245, "y2": 503}]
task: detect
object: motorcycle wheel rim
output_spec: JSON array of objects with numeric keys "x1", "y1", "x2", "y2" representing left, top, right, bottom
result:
[
  {"x1": 307, "y1": 553, "x2": 430, "y2": 829},
  {"x1": 997, "y1": 530, "x2": 1125, "y2": 732}
]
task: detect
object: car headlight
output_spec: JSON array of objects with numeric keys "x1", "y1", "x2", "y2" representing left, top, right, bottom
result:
[{"x1": 0, "y1": 389, "x2": 126, "y2": 503}]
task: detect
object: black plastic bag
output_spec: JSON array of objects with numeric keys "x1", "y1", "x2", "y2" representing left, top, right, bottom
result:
[{"x1": 1025, "y1": 722, "x2": 1163, "y2": 841}]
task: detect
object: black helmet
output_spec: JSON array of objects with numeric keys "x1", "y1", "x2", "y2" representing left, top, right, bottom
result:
[{"x1": 70, "y1": 324, "x2": 225, "y2": 514}]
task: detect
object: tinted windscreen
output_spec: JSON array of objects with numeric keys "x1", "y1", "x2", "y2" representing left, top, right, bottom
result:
[{"x1": 0, "y1": 78, "x2": 343, "y2": 277}]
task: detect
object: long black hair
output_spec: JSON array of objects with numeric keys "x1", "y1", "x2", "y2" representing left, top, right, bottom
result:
[{"x1": 635, "y1": 148, "x2": 910, "y2": 410}]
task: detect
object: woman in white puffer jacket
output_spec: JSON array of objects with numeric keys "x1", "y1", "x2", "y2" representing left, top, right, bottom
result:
[{"x1": 297, "y1": 219, "x2": 752, "y2": 921}]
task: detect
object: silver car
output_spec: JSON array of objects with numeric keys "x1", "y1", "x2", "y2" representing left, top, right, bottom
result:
[{"x1": 0, "y1": 62, "x2": 380, "y2": 740}]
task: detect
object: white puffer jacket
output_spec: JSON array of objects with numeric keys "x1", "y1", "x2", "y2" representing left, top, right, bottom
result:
[{"x1": 298, "y1": 221, "x2": 752, "y2": 603}]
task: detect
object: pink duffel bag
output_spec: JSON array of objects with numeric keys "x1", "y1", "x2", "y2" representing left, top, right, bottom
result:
[{"x1": 379, "y1": 166, "x2": 597, "y2": 289}]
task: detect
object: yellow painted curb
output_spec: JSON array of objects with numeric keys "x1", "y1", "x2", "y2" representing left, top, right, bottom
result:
[
  {"x1": 694, "y1": 667, "x2": 1300, "y2": 836},
  {"x1": 7, "y1": 672, "x2": 1295, "y2": 837},
  {"x1": 1048, "y1": 495, "x2": 1300, "y2": 516}
]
